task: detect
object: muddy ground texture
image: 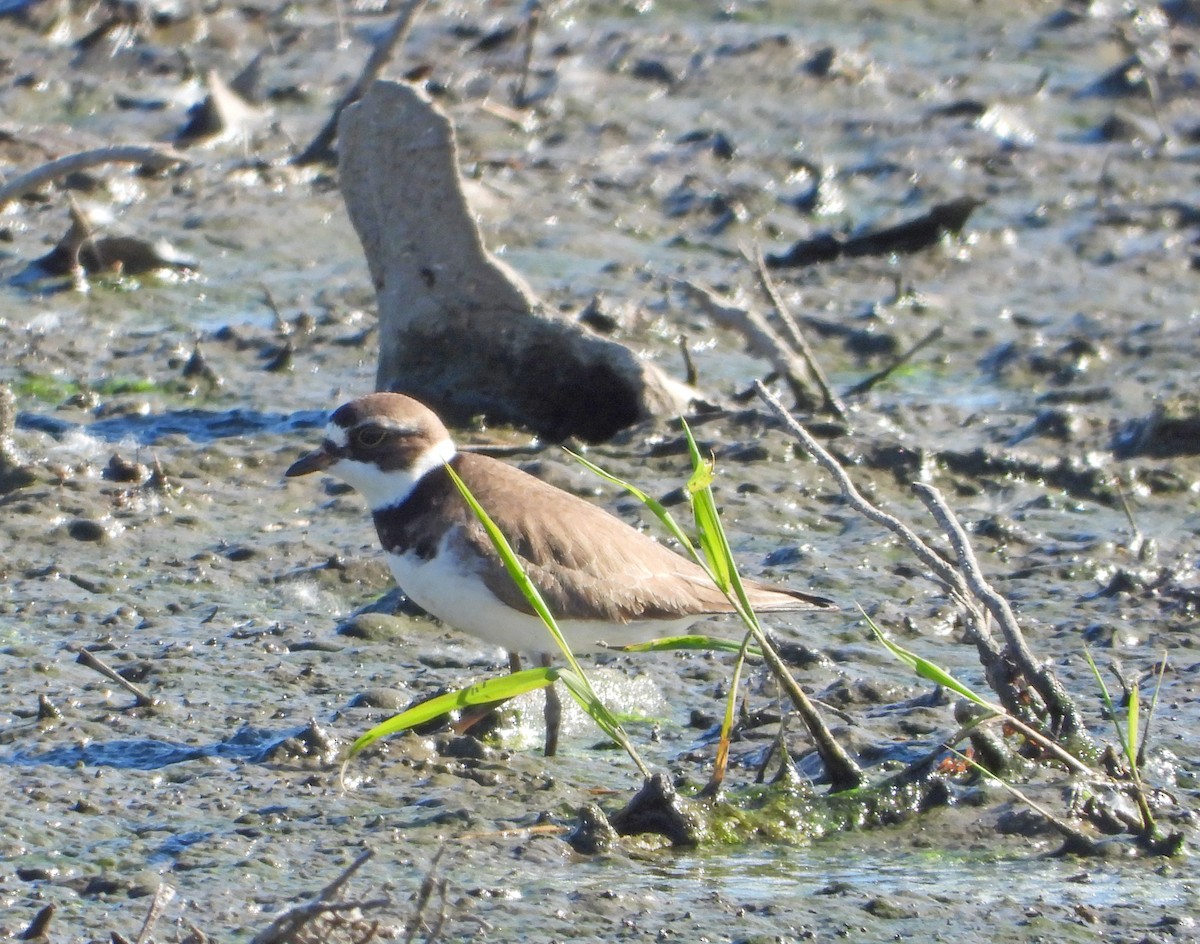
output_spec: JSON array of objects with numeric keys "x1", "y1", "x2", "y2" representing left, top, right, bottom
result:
[{"x1": 2, "y1": 1, "x2": 1200, "y2": 941}]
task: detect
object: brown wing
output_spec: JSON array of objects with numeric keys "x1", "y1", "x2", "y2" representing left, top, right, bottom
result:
[{"x1": 451, "y1": 454, "x2": 835, "y2": 623}]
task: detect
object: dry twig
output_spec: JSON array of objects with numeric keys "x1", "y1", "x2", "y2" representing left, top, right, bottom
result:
[
  {"x1": 675, "y1": 279, "x2": 823, "y2": 412},
  {"x1": 250, "y1": 848, "x2": 387, "y2": 944},
  {"x1": 511, "y1": 1, "x2": 543, "y2": 108},
  {"x1": 71, "y1": 645, "x2": 157, "y2": 708},
  {"x1": 403, "y1": 845, "x2": 448, "y2": 944},
  {"x1": 135, "y1": 883, "x2": 176, "y2": 944},
  {"x1": 912, "y1": 483, "x2": 1086, "y2": 738},
  {"x1": 842, "y1": 326, "x2": 944, "y2": 398},
  {"x1": 295, "y1": 0, "x2": 429, "y2": 165},
  {"x1": 0, "y1": 145, "x2": 189, "y2": 211},
  {"x1": 754, "y1": 381, "x2": 1087, "y2": 743},
  {"x1": 747, "y1": 245, "x2": 848, "y2": 420}
]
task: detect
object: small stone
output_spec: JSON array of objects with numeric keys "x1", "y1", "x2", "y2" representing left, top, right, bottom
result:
[
  {"x1": 567, "y1": 803, "x2": 619, "y2": 855},
  {"x1": 336, "y1": 613, "x2": 410, "y2": 642},
  {"x1": 438, "y1": 735, "x2": 493, "y2": 761},
  {"x1": 102, "y1": 453, "x2": 148, "y2": 483},
  {"x1": 349, "y1": 688, "x2": 408, "y2": 710},
  {"x1": 67, "y1": 519, "x2": 107, "y2": 543}
]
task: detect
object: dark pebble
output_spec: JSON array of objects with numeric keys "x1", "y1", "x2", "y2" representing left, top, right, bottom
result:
[
  {"x1": 67, "y1": 519, "x2": 106, "y2": 542},
  {"x1": 438, "y1": 735, "x2": 494, "y2": 761},
  {"x1": 102, "y1": 453, "x2": 147, "y2": 483},
  {"x1": 630, "y1": 58, "x2": 676, "y2": 85},
  {"x1": 336, "y1": 613, "x2": 409, "y2": 642},
  {"x1": 762, "y1": 546, "x2": 803, "y2": 567},
  {"x1": 17, "y1": 866, "x2": 58, "y2": 881}
]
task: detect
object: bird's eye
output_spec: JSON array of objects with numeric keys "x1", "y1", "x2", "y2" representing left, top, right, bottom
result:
[{"x1": 353, "y1": 426, "x2": 386, "y2": 448}]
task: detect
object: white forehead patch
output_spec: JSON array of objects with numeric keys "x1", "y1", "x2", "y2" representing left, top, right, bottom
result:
[
  {"x1": 328, "y1": 437, "x2": 457, "y2": 511},
  {"x1": 325, "y1": 421, "x2": 349, "y2": 450}
]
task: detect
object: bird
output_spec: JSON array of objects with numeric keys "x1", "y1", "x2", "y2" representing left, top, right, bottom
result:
[{"x1": 286, "y1": 392, "x2": 836, "y2": 755}]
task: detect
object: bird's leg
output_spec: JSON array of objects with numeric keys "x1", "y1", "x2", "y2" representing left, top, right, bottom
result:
[{"x1": 541, "y1": 652, "x2": 561, "y2": 757}]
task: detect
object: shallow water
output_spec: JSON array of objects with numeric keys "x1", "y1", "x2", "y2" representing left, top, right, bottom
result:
[{"x1": 2, "y1": 0, "x2": 1199, "y2": 941}]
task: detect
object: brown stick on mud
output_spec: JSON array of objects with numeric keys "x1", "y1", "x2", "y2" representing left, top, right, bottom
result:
[
  {"x1": 294, "y1": 0, "x2": 429, "y2": 165},
  {"x1": 913, "y1": 483, "x2": 1087, "y2": 739},
  {"x1": 511, "y1": 0, "x2": 543, "y2": 108},
  {"x1": 0, "y1": 145, "x2": 189, "y2": 211},
  {"x1": 757, "y1": 634, "x2": 864, "y2": 792},
  {"x1": 676, "y1": 279, "x2": 823, "y2": 412},
  {"x1": 747, "y1": 245, "x2": 849, "y2": 421},
  {"x1": 757, "y1": 381, "x2": 1087, "y2": 743},
  {"x1": 842, "y1": 326, "x2": 945, "y2": 398},
  {"x1": 134, "y1": 884, "x2": 176, "y2": 944},
  {"x1": 71, "y1": 645, "x2": 157, "y2": 708},
  {"x1": 403, "y1": 844, "x2": 447, "y2": 944},
  {"x1": 753, "y1": 382, "x2": 1023, "y2": 707},
  {"x1": 250, "y1": 848, "x2": 387, "y2": 944}
]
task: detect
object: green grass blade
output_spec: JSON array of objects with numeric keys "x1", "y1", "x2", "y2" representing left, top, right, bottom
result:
[
  {"x1": 1139, "y1": 654, "x2": 1168, "y2": 771},
  {"x1": 566, "y1": 449, "x2": 707, "y2": 572},
  {"x1": 680, "y1": 420, "x2": 764, "y2": 626},
  {"x1": 1082, "y1": 646, "x2": 1114, "y2": 708},
  {"x1": 445, "y1": 463, "x2": 650, "y2": 777},
  {"x1": 608, "y1": 634, "x2": 763, "y2": 656},
  {"x1": 862, "y1": 607, "x2": 997, "y2": 711},
  {"x1": 681, "y1": 423, "x2": 733, "y2": 593},
  {"x1": 1083, "y1": 647, "x2": 1132, "y2": 764},
  {"x1": 1126, "y1": 682, "x2": 1140, "y2": 773},
  {"x1": 347, "y1": 666, "x2": 559, "y2": 758},
  {"x1": 707, "y1": 629, "x2": 756, "y2": 795}
]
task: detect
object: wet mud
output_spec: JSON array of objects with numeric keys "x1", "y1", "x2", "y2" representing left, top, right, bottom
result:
[{"x1": 1, "y1": 1, "x2": 1199, "y2": 941}]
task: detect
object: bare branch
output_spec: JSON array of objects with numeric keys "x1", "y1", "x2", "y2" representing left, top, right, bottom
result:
[
  {"x1": 676, "y1": 279, "x2": 822, "y2": 411},
  {"x1": 746, "y1": 244, "x2": 848, "y2": 420},
  {"x1": 754, "y1": 382, "x2": 1024, "y2": 711},
  {"x1": 70, "y1": 645, "x2": 157, "y2": 708},
  {"x1": 913, "y1": 483, "x2": 1087, "y2": 738},
  {"x1": 842, "y1": 326, "x2": 944, "y2": 398},
  {"x1": 295, "y1": 0, "x2": 429, "y2": 165},
  {"x1": 0, "y1": 145, "x2": 189, "y2": 211},
  {"x1": 250, "y1": 849, "x2": 383, "y2": 944},
  {"x1": 135, "y1": 884, "x2": 176, "y2": 944}
]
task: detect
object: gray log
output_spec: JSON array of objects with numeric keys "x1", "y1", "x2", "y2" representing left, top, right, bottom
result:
[{"x1": 338, "y1": 81, "x2": 692, "y2": 442}]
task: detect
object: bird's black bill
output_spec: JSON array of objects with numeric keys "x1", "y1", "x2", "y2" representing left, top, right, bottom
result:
[{"x1": 285, "y1": 447, "x2": 335, "y2": 477}]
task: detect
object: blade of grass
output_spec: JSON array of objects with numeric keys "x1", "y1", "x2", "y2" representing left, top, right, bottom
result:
[
  {"x1": 702, "y1": 629, "x2": 756, "y2": 798},
  {"x1": 679, "y1": 421, "x2": 864, "y2": 791},
  {"x1": 348, "y1": 666, "x2": 560, "y2": 758},
  {"x1": 567, "y1": 449, "x2": 707, "y2": 570},
  {"x1": 445, "y1": 463, "x2": 650, "y2": 777},
  {"x1": 1081, "y1": 649, "x2": 1157, "y2": 836},
  {"x1": 572, "y1": 427, "x2": 866, "y2": 792},
  {"x1": 1137, "y1": 654, "x2": 1168, "y2": 770},
  {"x1": 949, "y1": 748, "x2": 1100, "y2": 851},
  {"x1": 681, "y1": 422, "x2": 755, "y2": 618},
  {"x1": 1083, "y1": 647, "x2": 1132, "y2": 765},
  {"x1": 867, "y1": 607, "x2": 1091, "y2": 776},
  {"x1": 607, "y1": 634, "x2": 762, "y2": 656},
  {"x1": 1127, "y1": 682, "x2": 1140, "y2": 773},
  {"x1": 863, "y1": 607, "x2": 996, "y2": 711}
]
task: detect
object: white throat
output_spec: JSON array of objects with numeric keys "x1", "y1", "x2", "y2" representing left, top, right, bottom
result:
[{"x1": 330, "y1": 436, "x2": 457, "y2": 512}]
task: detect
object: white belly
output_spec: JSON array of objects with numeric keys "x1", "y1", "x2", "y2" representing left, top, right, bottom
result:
[{"x1": 383, "y1": 545, "x2": 697, "y2": 656}]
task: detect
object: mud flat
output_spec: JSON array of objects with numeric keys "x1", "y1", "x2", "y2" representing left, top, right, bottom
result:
[{"x1": 1, "y1": 1, "x2": 1198, "y2": 941}]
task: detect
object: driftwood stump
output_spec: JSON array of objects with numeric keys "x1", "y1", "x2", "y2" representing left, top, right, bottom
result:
[{"x1": 338, "y1": 81, "x2": 692, "y2": 442}]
